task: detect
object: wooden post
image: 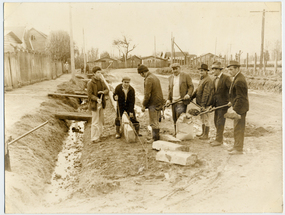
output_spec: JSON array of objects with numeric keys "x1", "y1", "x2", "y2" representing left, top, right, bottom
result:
[
  {"x1": 263, "y1": 54, "x2": 266, "y2": 75},
  {"x1": 69, "y1": 3, "x2": 75, "y2": 81},
  {"x1": 246, "y1": 53, "x2": 248, "y2": 69},
  {"x1": 274, "y1": 51, "x2": 278, "y2": 74},
  {"x1": 254, "y1": 53, "x2": 257, "y2": 74}
]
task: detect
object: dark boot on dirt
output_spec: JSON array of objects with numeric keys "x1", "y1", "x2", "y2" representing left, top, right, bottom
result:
[
  {"x1": 153, "y1": 129, "x2": 160, "y2": 141},
  {"x1": 115, "y1": 126, "x2": 121, "y2": 139},
  {"x1": 196, "y1": 124, "x2": 205, "y2": 137},
  {"x1": 133, "y1": 123, "x2": 142, "y2": 136},
  {"x1": 199, "y1": 126, "x2": 210, "y2": 140}
]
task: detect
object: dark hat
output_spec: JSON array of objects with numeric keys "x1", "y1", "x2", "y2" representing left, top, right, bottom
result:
[
  {"x1": 122, "y1": 76, "x2": 131, "y2": 82},
  {"x1": 92, "y1": 66, "x2": 102, "y2": 73},
  {"x1": 212, "y1": 61, "x2": 223, "y2": 70},
  {"x1": 227, "y1": 61, "x2": 240, "y2": 68},
  {"x1": 170, "y1": 63, "x2": 181, "y2": 68},
  {"x1": 137, "y1": 64, "x2": 149, "y2": 73},
  {"x1": 198, "y1": 64, "x2": 209, "y2": 71}
]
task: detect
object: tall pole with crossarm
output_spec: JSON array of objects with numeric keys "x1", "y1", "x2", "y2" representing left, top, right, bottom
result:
[
  {"x1": 250, "y1": 9, "x2": 279, "y2": 70},
  {"x1": 69, "y1": 3, "x2": 75, "y2": 80}
]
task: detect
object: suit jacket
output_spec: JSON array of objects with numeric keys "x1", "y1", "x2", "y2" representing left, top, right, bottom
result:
[
  {"x1": 113, "y1": 84, "x2": 135, "y2": 114},
  {"x1": 229, "y1": 72, "x2": 249, "y2": 115},
  {"x1": 168, "y1": 72, "x2": 194, "y2": 105},
  {"x1": 143, "y1": 72, "x2": 164, "y2": 110},
  {"x1": 192, "y1": 75, "x2": 213, "y2": 107},
  {"x1": 87, "y1": 76, "x2": 109, "y2": 111},
  {"x1": 212, "y1": 73, "x2": 232, "y2": 107}
]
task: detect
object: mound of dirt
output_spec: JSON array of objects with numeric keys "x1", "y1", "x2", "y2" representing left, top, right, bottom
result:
[
  {"x1": 5, "y1": 82, "x2": 81, "y2": 213},
  {"x1": 224, "y1": 124, "x2": 271, "y2": 138}
]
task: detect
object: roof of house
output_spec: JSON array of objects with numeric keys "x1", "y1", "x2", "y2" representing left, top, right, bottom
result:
[
  {"x1": 29, "y1": 28, "x2": 48, "y2": 38},
  {"x1": 4, "y1": 26, "x2": 26, "y2": 42},
  {"x1": 4, "y1": 31, "x2": 23, "y2": 43},
  {"x1": 141, "y1": 55, "x2": 167, "y2": 61},
  {"x1": 93, "y1": 57, "x2": 117, "y2": 62}
]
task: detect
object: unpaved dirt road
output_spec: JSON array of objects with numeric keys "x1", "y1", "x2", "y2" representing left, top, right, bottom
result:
[{"x1": 4, "y1": 68, "x2": 283, "y2": 213}]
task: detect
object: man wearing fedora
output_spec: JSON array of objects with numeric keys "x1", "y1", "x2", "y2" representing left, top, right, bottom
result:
[
  {"x1": 113, "y1": 76, "x2": 140, "y2": 139},
  {"x1": 210, "y1": 61, "x2": 232, "y2": 147},
  {"x1": 165, "y1": 63, "x2": 194, "y2": 135},
  {"x1": 137, "y1": 64, "x2": 164, "y2": 142},
  {"x1": 227, "y1": 60, "x2": 249, "y2": 155},
  {"x1": 191, "y1": 64, "x2": 214, "y2": 140}
]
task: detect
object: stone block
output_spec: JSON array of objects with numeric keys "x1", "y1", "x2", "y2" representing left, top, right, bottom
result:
[
  {"x1": 160, "y1": 134, "x2": 181, "y2": 143},
  {"x1": 156, "y1": 150, "x2": 198, "y2": 166},
  {"x1": 152, "y1": 140, "x2": 185, "y2": 151},
  {"x1": 122, "y1": 113, "x2": 136, "y2": 143}
]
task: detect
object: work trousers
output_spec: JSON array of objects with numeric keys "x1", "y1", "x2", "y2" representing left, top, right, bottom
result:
[
  {"x1": 148, "y1": 105, "x2": 160, "y2": 129},
  {"x1": 91, "y1": 109, "x2": 104, "y2": 141},
  {"x1": 233, "y1": 113, "x2": 247, "y2": 151},
  {"x1": 171, "y1": 102, "x2": 187, "y2": 124},
  {"x1": 200, "y1": 112, "x2": 210, "y2": 126},
  {"x1": 214, "y1": 107, "x2": 228, "y2": 142}
]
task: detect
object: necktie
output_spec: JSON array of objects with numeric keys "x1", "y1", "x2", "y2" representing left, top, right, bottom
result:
[{"x1": 215, "y1": 77, "x2": 219, "y2": 91}]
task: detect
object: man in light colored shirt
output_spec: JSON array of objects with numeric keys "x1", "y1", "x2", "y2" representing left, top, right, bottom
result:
[{"x1": 165, "y1": 63, "x2": 194, "y2": 135}]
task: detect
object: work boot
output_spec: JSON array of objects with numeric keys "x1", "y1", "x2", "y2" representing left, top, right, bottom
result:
[
  {"x1": 115, "y1": 126, "x2": 121, "y2": 139},
  {"x1": 196, "y1": 124, "x2": 205, "y2": 137},
  {"x1": 133, "y1": 123, "x2": 142, "y2": 136},
  {"x1": 199, "y1": 126, "x2": 210, "y2": 140},
  {"x1": 153, "y1": 129, "x2": 160, "y2": 141}
]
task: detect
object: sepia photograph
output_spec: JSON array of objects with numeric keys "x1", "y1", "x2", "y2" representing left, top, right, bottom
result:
[{"x1": 3, "y1": 1, "x2": 283, "y2": 213}]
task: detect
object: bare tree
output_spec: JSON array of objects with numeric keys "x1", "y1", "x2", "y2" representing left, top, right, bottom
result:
[
  {"x1": 46, "y1": 30, "x2": 70, "y2": 62},
  {"x1": 113, "y1": 35, "x2": 137, "y2": 67},
  {"x1": 88, "y1": 47, "x2": 99, "y2": 62},
  {"x1": 100, "y1": 51, "x2": 110, "y2": 58}
]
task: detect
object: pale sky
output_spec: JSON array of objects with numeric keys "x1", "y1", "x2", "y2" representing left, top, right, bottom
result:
[{"x1": 3, "y1": 1, "x2": 282, "y2": 59}]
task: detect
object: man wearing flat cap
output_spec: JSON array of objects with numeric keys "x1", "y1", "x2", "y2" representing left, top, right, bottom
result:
[
  {"x1": 113, "y1": 76, "x2": 140, "y2": 138},
  {"x1": 210, "y1": 61, "x2": 232, "y2": 147},
  {"x1": 191, "y1": 63, "x2": 214, "y2": 140},
  {"x1": 226, "y1": 61, "x2": 249, "y2": 155},
  {"x1": 137, "y1": 64, "x2": 164, "y2": 142},
  {"x1": 165, "y1": 63, "x2": 194, "y2": 135},
  {"x1": 87, "y1": 66, "x2": 109, "y2": 143}
]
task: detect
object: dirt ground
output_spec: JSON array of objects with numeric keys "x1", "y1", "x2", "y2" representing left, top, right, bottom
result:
[{"x1": 4, "y1": 69, "x2": 283, "y2": 213}]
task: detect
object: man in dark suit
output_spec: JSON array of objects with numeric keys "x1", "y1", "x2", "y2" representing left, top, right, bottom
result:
[
  {"x1": 210, "y1": 62, "x2": 232, "y2": 146},
  {"x1": 165, "y1": 63, "x2": 194, "y2": 135},
  {"x1": 227, "y1": 61, "x2": 249, "y2": 155},
  {"x1": 113, "y1": 76, "x2": 140, "y2": 139}
]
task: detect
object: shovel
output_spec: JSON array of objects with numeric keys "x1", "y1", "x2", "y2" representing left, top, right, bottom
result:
[
  {"x1": 97, "y1": 93, "x2": 103, "y2": 111},
  {"x1": 199, "y1": 104, "x2": 229, "y2": 115}
]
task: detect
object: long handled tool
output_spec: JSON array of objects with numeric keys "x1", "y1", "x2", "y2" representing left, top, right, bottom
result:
[
  {"x1": 124, "y1": 112, "x2": 148, "y2": 170},
  {"x1": 199, "y1": 104, "x2": 229, "y2": 115},
  {"x1": 6, "y1": 120, "x2": 49, "y2": 171},
  {"x1": 117, "y1": 101, "x2": 123, "y2": 135},
  {"x1": 97, "y1": 93, "x2": 103, "y2": 111}
]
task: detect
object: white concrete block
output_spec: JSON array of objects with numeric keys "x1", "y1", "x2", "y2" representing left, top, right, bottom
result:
[
  {"x1": 122, "y1": 113, "x2": 136, "y2": 143},
  {"x1": 160, "y1": 134, "x2": 181, "y2": 143},
  {"x1": 152, "y1": 140, "x2": 183, "y2": 151},
  {"x1": 156, "y1": 150, "x2": 198, "y2": 166}
]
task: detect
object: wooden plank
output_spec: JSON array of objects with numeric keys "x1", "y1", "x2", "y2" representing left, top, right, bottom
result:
[
  {"x1": 55, "y1": 112, "x2": 91, "y2": 121},
  {"x1": 48, "y1": 93, "x2": 88, "y2": 99}
]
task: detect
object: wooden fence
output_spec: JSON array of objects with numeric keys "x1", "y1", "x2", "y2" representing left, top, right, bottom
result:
[{"x1": 4, "y1": 50, "x2": 63, "y2": 91}]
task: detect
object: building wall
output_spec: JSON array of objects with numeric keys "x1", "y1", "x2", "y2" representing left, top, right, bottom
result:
[
  {"x1": 4, "y1": 34, "x2": 20, "y2": 52},
  {"x1": 29, "y1": 29, "x2": 47, "y2": 52}
]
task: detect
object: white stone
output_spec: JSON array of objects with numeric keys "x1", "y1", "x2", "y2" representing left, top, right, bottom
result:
[
  {"x1": 156, "y1": 150, "x2": 198, "y2": 166},
  {"x1": 152, "y1": 140, "x2": 183, "y2": 151}
]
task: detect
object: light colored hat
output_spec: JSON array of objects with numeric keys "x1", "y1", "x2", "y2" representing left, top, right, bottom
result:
[
  {"x1": 170, "y1": 63, "x2": 181, "y2": 68},
  {"x1": 212, "y1": 61, "x2": 223, "y2": 70},
  {"x1": 227, "y1": 61, "x2": 241, "y2": 68},
  {"x1": 122, "y1": 76, "x2": 131, "y2": 82}
]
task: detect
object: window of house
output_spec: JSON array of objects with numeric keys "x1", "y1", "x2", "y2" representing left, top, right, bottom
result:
[{"x1": 31, "y1": 35, "x2": 36, "y2": 40}]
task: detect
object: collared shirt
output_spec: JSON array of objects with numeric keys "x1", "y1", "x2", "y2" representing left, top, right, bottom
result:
[
  {"x1": 173, "y1": 74, "x2": 180, "y2": 101},
  {"x1": 214, "y1": 72, "x2": 223, "y2": 90},
  {"x1": 122, "y1": 86, "x2": 129, "y2": 101}
]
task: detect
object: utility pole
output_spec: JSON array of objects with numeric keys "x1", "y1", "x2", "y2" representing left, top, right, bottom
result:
[
  {"x1": 171, "y1": 33, "x2": 173, "y2": 65},
  {"x1": 215, "y1": 37, "x2": 217, "y2": 55},
  {"x1": 250, "y1": 9, "x2": 279, "y2": 70},
  {"x1": 83, "y1": 28, "x2": 86, "y2": 74},
  {"x1": 154, "y1": 36, "x2": 156, "y2": 68},
  {"x1": 69, "y1": 3, "x2": 75, "y2": 80}
]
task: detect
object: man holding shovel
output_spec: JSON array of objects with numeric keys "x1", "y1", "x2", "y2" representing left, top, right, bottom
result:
[
  {"x1": 138, "y1": 64, "x2": 164, "y2": 142},
  {"x1": 226, "y1": 61, "x2": 249, "y2": 155},
  {"x1": 210, "y1": 61, "x2": 232, "y2": 146},
  {"x1": 165, "y1": 63, "x2": 194, "y2": 135},
  {"x1": 87, "y1": 66, "x2": 109, "y2": 143},
  {"x1": 191, "y1": 64, "x2": 214, "y2": 140},
  {"x1": 113, "y1": 76, "x2": 140, "y2": 139}
]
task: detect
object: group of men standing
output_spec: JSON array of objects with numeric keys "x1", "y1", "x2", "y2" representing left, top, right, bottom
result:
[{"x1": 87, "y1": 60, "x2": 249, "y2": 155}]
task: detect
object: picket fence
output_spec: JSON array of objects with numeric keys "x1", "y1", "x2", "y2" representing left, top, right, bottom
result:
[{"x1": 4, "y1": 50, "x2": 63, "y2": 91}]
